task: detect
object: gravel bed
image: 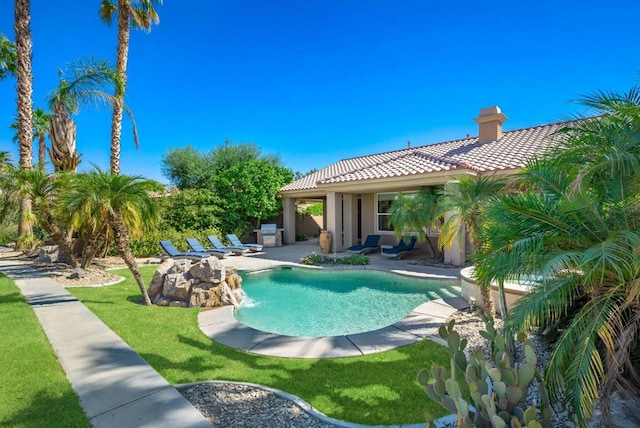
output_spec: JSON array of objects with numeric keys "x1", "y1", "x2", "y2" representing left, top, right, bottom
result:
[{"x1": 179, "y1": 382, "x2": 339, "y2": 427}]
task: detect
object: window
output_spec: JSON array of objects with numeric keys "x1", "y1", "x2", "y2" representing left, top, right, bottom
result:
[
  {"x1": 377, "y1": 193, "x2": 396, "y2": 232},
  {"x1": 376, "y1": 191, "x2": 418, "y2": 232}
]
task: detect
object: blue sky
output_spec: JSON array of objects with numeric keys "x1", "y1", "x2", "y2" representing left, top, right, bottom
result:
[{"x1": 1, "y1": 1, "x2": 639, "y2": 185}]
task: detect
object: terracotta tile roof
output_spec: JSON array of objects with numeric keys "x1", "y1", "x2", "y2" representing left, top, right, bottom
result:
[{"x1": 281, "y1": 120, "x2": 570, "y2": 192}]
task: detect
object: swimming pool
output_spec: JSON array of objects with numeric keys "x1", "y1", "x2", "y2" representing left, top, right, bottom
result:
[{"x1": 234, "y1": 268, "x2": 459, "y2": 337}]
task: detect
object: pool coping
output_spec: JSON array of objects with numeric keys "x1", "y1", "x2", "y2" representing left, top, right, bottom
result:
[{"x1": 198, "y1": 264, "x2": 468, "y2": 358}]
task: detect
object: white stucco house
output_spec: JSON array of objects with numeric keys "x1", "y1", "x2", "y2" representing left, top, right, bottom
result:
[{"x1": 279, "y1": 106, "x2": 569, "y2": 265}]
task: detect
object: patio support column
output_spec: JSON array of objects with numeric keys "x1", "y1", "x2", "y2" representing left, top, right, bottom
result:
[
  {"x1": 443, "y1": 181, "x2": 465, "y2": 266},
  {"x1": 325, "y1": 191, "x2": 339, "y2": 253},
  {"x1": 282, "y1": 197, "x2": 296, "y2": 245},
  {"x1": 342, "y1": 193, "x2": 354, "y2": 251}
]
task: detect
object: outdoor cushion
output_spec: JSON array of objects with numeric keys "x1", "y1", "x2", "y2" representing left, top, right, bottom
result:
[
  {"x1": 207, "y1": 235, "x2": 250, "y2": 256},
  {"x1": 226, "y1": 234, "x2": 263, "y2": 252},
  {"x1": 381, "y1": 236, "x2": 417, "y2": 259},
  {"x1": 185, "y1": 238, "x2": 232, "y2": 258},
  {"x1": 346, "y1": 234, "x2": 381, "y2": 254},
  {"x1": 159, "y1": 240, "x2": 213, "y2": 261}
]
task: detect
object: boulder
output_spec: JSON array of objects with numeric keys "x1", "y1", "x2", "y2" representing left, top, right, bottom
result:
[
  {"x1": 162, "y1": 273, "x2": 193, "y2": 301},
  {"x1": 189, "y1": 257, "x2": 225, "y2": 283},
  {"x1": 67, "y1": 267, "x2": 86, "y2": 279},
  {"x1": 148, "y1": 258, "x2": 243, "y2": 308},
  {"x1": 36, "y1": 245, "x2": 59, "y2": 263}
]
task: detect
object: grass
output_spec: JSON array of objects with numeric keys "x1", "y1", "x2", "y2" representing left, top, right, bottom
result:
[
  {"x1": 0, "y1": 273, "x2": 89, "y2": 428},
  {"x1": 66, "y1": 266, "x2": 456, "y2": 425}
]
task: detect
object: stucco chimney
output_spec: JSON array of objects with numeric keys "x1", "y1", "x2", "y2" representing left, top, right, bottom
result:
[{"x1": 473, "y1": 106, "x2": 508, "y2": 143}]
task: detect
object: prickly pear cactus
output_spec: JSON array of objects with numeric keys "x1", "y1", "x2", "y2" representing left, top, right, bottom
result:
[{"x1": 417, "y1": 318, "x2": 551, "y2": 428}]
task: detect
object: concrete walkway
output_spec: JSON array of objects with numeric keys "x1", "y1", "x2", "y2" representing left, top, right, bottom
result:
[{"x1": 0, "y1": 258, "x2": 211, "y2": 428}]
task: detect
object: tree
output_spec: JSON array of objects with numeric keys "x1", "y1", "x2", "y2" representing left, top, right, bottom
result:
[
  {"x1": 388, "y1": 188, "x2": 441, "y2": 256},
  {"x1": 213, "y1": 160, "x2": 294, "y2": 234},
  {"x1": 0, "y1": 152, "x2": 18, "y2": 233},
  {"x1": 99, "y1": 0, "x2": 162, "y2": 174},
  {"x1": 0, "y1": 33, "x2": 16, "y2": 80},
  {"x1": 61, "y1": 168, "x2": 158, "y2": 305},
  {"x1": 438, "y1": 174, "x2": 506, "y2": 313},
  {"x1": 161, "y1": 141, "x2": 293, "y2": 234},
  {"x1": 472, "y1": 87, "x2": 640, "y2": 426},
  {"x1": 13, "y1": 168, "x2": 78, "y2": 264},
  {"x1": 14, "y1": 0, "x2": 34, "y2": 250},
  {"x1": 10, "y1": 107, "x2": 51, "y2": 172},
  {"x1": 47, "y1": 58, "x2": 137, "y2": 172},
  {"x1": 161, "y1": 145, "x2": 216, "y2": 189},
  {"x1": 32, "y1": 108, "x2": 51, "y2": 172}
]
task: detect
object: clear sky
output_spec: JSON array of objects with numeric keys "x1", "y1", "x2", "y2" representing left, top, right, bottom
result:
[{"x1": 1, "y1": 1, "x2": 639, "y2": 185}]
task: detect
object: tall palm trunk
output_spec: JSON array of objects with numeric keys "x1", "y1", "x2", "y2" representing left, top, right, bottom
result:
[
  {"x1": 110, "y1": 4, "x2": 130, "y2": 175},
  {"x1": 37, "y1": 134, "x2": 45, "y2": 172},
  {"x1": 14, "y1": 0, "x2": 34, "y2": 250},
  {"x1": 111, "y1": 211, "x2": 151, "y2": 305}
]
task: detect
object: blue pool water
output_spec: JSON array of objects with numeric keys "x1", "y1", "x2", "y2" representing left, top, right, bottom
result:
[{"x1": 234, "y1": 268, "x2": 459, "y2": 337}]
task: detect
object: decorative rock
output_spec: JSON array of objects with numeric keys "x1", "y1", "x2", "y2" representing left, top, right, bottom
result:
[
  {"x1": 148, "y1": 257, "x2": 244, "y2": 308},
  {"x1": 67, "y1": 267, "x2": 86, "y2": 279},
  {"x1": 162, "y1": 273, "x2": 192, "y2": 301},
  {"x1": 36, "y1": 245, "x2": 59, "y2": 264},
  {"x1": 168, "y1": 259, "x2": 193, "y2": 274},
  {"x1": 189, "y1": 257, "x2": 225, "y2": 283}
]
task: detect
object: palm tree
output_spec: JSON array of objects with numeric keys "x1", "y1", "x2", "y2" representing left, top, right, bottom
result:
[
  {"x1": 388, "y1": 187, "x2": 441, "y2": 256},
  {"x1": 438, "y1": 174, "x2": 506, "y2": 312},
  {"x1": 14, "y1": 0, "x2": 34, "y2": 250},
  {"x1": 32, "y1": 108, "x2": 51, "y2": 172},
  {"x1": 0, "y1": 33, "x2": 16, "y2": 80},
  {"x1": 99, "y1": 0, "x2": 162, "y2": 174},
  {"x1": 10, "y1": 107, "x2": 52, "y2": 173},
  {"x1": 47, "y1": 58, "x2": 138, "y2": 172},
  {"x1": 60, "y1": 168, "x2": 158, "y2": 305},
  {"x1": 473, "y1": 87, "x2": 640, "y2": 426},
  {"x1": 13, "y1": 168, "x2": 78, "y2": 264}
]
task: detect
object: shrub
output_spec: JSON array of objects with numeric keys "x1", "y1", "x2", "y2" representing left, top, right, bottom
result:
[{"x1": 300, "y1": 253, "x2": 368, "y2": 265}]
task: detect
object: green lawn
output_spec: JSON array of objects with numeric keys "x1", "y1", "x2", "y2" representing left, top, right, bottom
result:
[
  {"x1": 0, "y1": 273, "x2": 89, "y2": 428},
  {"x1": 67, "y1": 266, "x2": 453, "y2": 425}
]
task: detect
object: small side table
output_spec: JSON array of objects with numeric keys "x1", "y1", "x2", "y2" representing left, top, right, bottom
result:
[{"x1": 380, "y1": 245, "x2": 392, "y2": 254}]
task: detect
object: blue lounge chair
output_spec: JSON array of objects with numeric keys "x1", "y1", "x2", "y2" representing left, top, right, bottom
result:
[
  {"x1": 381, "y1": 236, "x2": 417, "y2": 259},
  {"x1": 226, "y1": 233, "x2": 263, "y2": 252},
  {"x1": 159, "y1": 240, "x2": 214, "y2": 261},
  {"x1": 185, "y1": 238, "x2": 232, "y2": 258},
  {"x1": 346, "y1": 234, "x2": 381, "y2": 254},
  {"x1": 207, "y1": 235, "x2": 250, "y2": 256}
]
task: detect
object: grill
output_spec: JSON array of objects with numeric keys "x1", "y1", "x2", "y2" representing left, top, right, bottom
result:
[{"x1": 260, "y1": 223, "x2": 277, "y2": 247}]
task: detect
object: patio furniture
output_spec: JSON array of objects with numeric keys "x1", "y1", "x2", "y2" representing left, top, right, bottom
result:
[
  {"x1": 207, "y1": 235, "x2": 250, "y2": 256},
  {"x1": 226, "y1": 234, "x2": 263, "y2": 252},
  {"x1": 346, "y1": 234, "x2": 381, "y2": 254},
  {"x1": 185, "y1": 238, "x2": 232, "y2": 258},
  {"x1": 381, "y1": 236, "x2": 417, "y2": 259},
  {"x1": 159, "y1": 240, "x2": 214, "y2": 261}
]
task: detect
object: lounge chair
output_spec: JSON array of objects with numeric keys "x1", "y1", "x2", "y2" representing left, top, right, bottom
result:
[
  {"x1": 346, "y1": 234, "x2": 381, "y2": 254},
  {"x1": 226, "y1": 233, "x2": 263, "y2": 252},
  {"x1": 381, "y1": 236, "x2": 417, "y2": 259},
  {"x1": 159, "y1": 240, "x2": 213, "y2": 261},
  {"x1": 185, "y1": 238, "x2": 232, "y2": 258},
  {"x1": 207, "y1": 235, "x2": 250, "y2": 256}
]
